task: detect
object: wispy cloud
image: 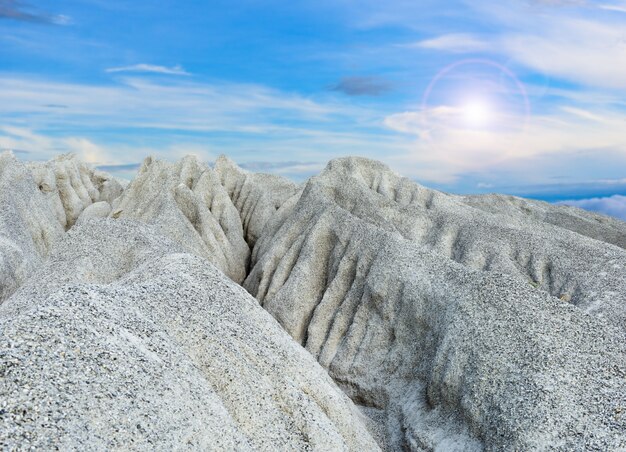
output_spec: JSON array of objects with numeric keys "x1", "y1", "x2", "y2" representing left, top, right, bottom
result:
[
  {"x1": 0, "y1": 76, "x2": 354, "y2": 133},
  {"x1": 599, "y1": 3, "x2": 626, "y2": 13},
  {"x1": 500, "y1": 21, "x2": 626, "y2": 89},
  {"x1": 330, "y1": 76, "x2": 392, "y2": 96},
  {"x1": 413, "y1": 1, "x2": 626, "y2": 90},
  {"x1": 557, "y1": 194, "x2": 626, "y2": 221},
  {"x1": 560, "y1": 106, "x2": 608, "y2": 122},
  {"x1": 105, "y1": 63, "x2": 191, "y2": 75},
  {"x1": 0, "y1": 76, "x2": 404, "y2": 170},
  {"x1": 0, "y1": 0, "x2": 70, "y2": 24},
  {"x1": 412, "y1": 33, "x2": 490, "y2": 53},
  {"x1": 105, "y1": 64, "x2": 190, "y2": 76}
]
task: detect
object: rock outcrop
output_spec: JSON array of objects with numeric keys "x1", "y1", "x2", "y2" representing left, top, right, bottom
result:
[
  {"x1": 1, "y1": 153, "x2": 625, "y2": 451},
  {"x1": 0, "y1": 219, "x2": 378, "y2": 450},
  {"x1": 245, "y1": 157, "x2": 626, "y2": 450},
  {"x1": 76, "y1": 200, "x2": 112, "y2": 224},
  {"x1": 111, "y1": 155, "x2": 250, "y2": 283},
  {"x1": 214, "y1": 155, "x2": 298, "y2": 248},
  {"x1": 462, "y1": 193, "x2": 626, "y2": 250},
  {"x1": 0, "y1": 152, "x2": 64, "y2": 303},
  {"x1": 28, "y1": 154, "x2": 124, "y2": 229},
  {"x1": 251, "y1": 158, "x2": 626, "y2": 330}
]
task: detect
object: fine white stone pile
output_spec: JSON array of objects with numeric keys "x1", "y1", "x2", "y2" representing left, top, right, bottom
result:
[{"x1": 1, "y1": 151, "x2": 625, "y2": 451}]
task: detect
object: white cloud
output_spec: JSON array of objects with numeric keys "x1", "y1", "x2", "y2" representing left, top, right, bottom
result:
[
  {"x1": 0, "y1": 76, "x2": 364, "y2": 134},
  {"x1": 383, "y1": 111, "x2": 423, "y2": 135},
  {"x1": 0, "y1": 126, "x2": 109, "y2": 163},
  {"x1": 383, "y1": 105, "x2": 626, "y2": 183},
  {"x1": 598, "y1": 4, "x2": 626, "y2": 13},
  {"x1": 412, "y1": 33, "x2": 490, "y2": 53},
  {"x1": 415, "y1": 2, "x2": 626, "y2": 90},
  {"x1": 0, "y1": 76, "x2": 405, "y2": 168},
  {"x1": 560, "y1": 107, "x2": 608, "y2": 122},
  {"x1": 0, "y1": 125, "x2": 219, "y2": 166},
  {"x1": 105, "y1": 64, "x2": 190, "y2": 75},
  {"x1": 62, "y1": 137, "x2": 108, "y2": 164},
  {"x1": 557, "y1": 195, "x2": 626, "y2": 221},
  {"x1": 500, "y1": 20, "x2": 626, "y2": 89}
]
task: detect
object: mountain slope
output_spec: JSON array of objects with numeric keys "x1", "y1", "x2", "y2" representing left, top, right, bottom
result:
[
  {"x1": 245, "y1": 157, "x2": 626, "y2": 450},
  {"x1": 0, "y1": 219, "x2": 377, "y2": 450}
]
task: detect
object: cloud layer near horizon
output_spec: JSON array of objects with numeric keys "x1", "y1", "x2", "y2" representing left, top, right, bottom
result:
[{"x1": 557, "y1": 194, "x2": 626, "y2": 221}]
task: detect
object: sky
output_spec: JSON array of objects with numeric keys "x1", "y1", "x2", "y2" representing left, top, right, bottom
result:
[{"x1": 1, "y1": 0, "x2": 626, "y2": 219}]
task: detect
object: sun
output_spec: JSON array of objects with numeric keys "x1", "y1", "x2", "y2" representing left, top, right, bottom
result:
[{"x1": 462, "y1": 100, "x2": 491, "y2": 128}]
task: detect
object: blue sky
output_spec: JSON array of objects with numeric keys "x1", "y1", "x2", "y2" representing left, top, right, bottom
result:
[{"x1": 1, "y1": 0, "x2": 626, "y2": 217}]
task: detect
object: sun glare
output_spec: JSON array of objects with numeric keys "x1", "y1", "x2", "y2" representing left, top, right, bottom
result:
[{"x1": 462, "y1": 101, "x2": 491, "y2": 128}]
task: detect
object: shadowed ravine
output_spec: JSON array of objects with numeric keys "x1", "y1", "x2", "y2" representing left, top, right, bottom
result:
[{"x1": 1, "y1": 151, "x2": 625, "y2": 451}]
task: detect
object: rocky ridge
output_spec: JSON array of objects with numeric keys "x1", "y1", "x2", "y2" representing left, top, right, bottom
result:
[{"x1": 1, "y1": 150, "x2": 625, "y2": 451}]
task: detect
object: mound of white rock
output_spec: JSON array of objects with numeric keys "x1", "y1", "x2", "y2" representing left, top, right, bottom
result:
[
  {"x1": 1, "y1": 152, "x2": 625, "y2": 451},
  {"x1": 246, "y1": 157, "x2": 626, "y2": 450},
  {"x1": 0, "y1": 219, "x2": 376, "y2": 450}
]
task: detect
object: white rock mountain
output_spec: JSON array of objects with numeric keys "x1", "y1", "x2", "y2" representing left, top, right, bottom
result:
[{"x1": 1, "y1": 151, "x2": 625, "y2": 451}]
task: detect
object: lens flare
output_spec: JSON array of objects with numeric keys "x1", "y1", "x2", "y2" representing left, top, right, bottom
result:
[{"x1": 421, "y1": 59, "x2": 531, "y2": 132}]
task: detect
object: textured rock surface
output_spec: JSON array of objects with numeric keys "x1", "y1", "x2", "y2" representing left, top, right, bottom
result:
[
  {"x1": 462, "y1": 193, "x2": 626, "y2": 250},
  {"x1": 214, "y1": 155, "x2": 298, "y2": 248},
  {"x1": 28, "y1": 154, "x2": 123, "y2": 229},
  {"x1": 252, "y1": 158, "x2": 626, "y2": 330},
  {"x1": 246, "y1": 157, "x2": 626, "y2": 450},
  {"x1": 0, "y1": 219, "x2": 377, "y2": 450},
  {"x1": 1, "y1": 153, "x2": 625, "y2": 451},
  {"x1": 76, "y1": 201, "x2": 112, "y2": 224},
  {"x1": 0, "y1": 152, "x2": 64, "y2": 303},
  {"x1": 112, "y1": 155, "x2": 250, "y2": 283}
]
